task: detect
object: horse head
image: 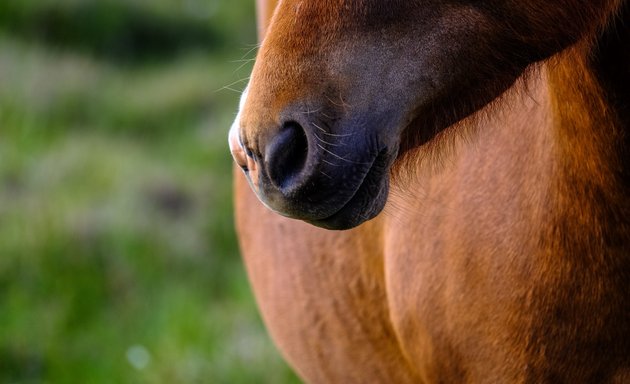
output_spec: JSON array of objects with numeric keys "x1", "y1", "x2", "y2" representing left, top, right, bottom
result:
[{"x1": 229, "y1": 0, "x2": 619, "y2": 229}]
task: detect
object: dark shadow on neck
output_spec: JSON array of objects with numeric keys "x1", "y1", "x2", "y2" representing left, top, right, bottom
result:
[{"x1": 589, "y1": 0, "x2": 630, "y2": 185}]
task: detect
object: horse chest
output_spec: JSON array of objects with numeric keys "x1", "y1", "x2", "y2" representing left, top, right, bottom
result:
[
  {"x1": 239, "y1": 140, "x2": 628, "y2": 383},
  {"x1": 239, "y1": 162, "x2": 547, "y2": 383},
  {"x1": 237, "y1": 75, "x2": 628, "y2": 381},
  {"x1": 381, "y1": 150, "x2": 546, "y2": 382}
]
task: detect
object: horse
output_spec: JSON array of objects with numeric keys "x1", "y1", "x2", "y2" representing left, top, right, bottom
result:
[{"x1": 229, "y1": 0, "x2": 630, "y2": 382}]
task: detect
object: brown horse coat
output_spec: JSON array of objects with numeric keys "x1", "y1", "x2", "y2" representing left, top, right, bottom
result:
[{"x1": 231, "y1": 0, "x2": 630, "y2": 382}]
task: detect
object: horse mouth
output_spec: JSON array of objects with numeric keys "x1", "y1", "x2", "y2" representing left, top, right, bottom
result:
[{"x1": 306, "y1": 149, "x2": 391, "y2": 230}]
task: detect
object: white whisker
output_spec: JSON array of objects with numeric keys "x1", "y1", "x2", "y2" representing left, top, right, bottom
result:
[
  {"x1": 215, "y1": 77, "x2": 250, "y2": 93},
  {"x1": 320, "y1": 171, "x2": 333, "y2": 179},
  {"x1": 230, "y1": 58, "x2": 256, "y2": 63},
  {"x1": 322, "y1": 159, "x2": 340, "y2": 167},
  {"x1": 316, "y1": 143, "x2": 370, "y2": 165},
  {"x1": 301, "y1": 106, "x2": 323, "y2": 115},
  {"x1": 239, "y1": 44, "x2": 261, "y2": 59},
  {"x1": 312, "y1": 123, "x2": 353, "y2": 137},
  {"x1": 314, "y1": 133, "x2": 342, "y2": 147},
  {"x1": 222, "y1": 86, "x2": 246, "y2": 94},
  {"x1": 233, "y1": 59, "x2": 256, "y2": 74}
]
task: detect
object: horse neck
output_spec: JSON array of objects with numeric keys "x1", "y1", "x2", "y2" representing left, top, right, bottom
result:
[
  {"x1": 389, "y1": 9, "x2": 628, "y2": 260},
  {"x1": 543, "y1": 15, "x2": 629, "y2": 262}
]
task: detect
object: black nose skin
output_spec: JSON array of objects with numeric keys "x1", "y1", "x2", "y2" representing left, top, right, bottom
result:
[{"x1": 264, "y1": 122, "x2": 309, "y2": 192}]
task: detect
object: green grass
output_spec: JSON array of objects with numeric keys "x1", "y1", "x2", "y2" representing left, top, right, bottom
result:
[{"x1": 0, "y1": 1, "x2": 300, "y2": 382}]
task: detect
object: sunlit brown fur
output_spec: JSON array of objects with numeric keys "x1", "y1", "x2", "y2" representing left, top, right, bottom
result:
[{"x1": 234, "y1": 1, "x2": 629, "y2": 382}]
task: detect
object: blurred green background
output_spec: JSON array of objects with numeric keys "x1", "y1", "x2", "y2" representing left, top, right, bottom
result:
[{"x1": 0, "y1": 0, "x2": 300, "y2": 382}]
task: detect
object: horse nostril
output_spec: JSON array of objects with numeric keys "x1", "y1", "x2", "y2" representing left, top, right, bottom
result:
[{"x1": 265, "y1": 121, "x2": 309, "y2": 190}]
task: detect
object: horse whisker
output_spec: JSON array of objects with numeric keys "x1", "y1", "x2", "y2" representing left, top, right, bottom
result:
[
  {"x1": 320, "y1": 171, "x2": 333, "y2": 179},
  {"x1": 215, "y1": 77, "x2": 251, "y2": 93},
  {"x1": 301, "y1": 107, "x2": 323, "y2": 115},
  {"x1": 322, "y1": 159, "x2": 341, "y2": 167},
  {"x1": 312, "y1": 123, "x2": 353, "y2": 137},
  {"x1": 230, "y1": 58, "x2": 256, "y2": 63},
  {"x1": 314, "y1": 133, "x2": 343, "y2": 147},
  {"x1": 239, "y1": 44, "x2": 261, "y2": 60},
  {"x1": 316, "y1": 143, "x2": 369, "y2": 165}
]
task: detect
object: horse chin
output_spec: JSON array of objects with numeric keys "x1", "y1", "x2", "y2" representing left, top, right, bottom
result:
[
  {"x1": 305, "y1": 150, "x2": 392, "y2": 230},
  {"x1": 247, "y1": 147, "x2": 391, "y2": 230},
  {"x1": 308, "y1": 174, "x2": 389, "y2": 230}
]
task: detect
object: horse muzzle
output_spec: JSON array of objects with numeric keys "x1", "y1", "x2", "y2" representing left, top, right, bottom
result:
[{"x1": 229, "y1": 94, "x2": 393, "y2": 230}]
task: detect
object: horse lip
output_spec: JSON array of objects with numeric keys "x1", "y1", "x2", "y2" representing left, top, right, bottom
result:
[
  {"x1": 306, "y1": 149, "x2": 391, "y2": 229},
  {"x1": 230, "y1": 96, "x2": 393, "y2": 227},
  {"x1": 244, "y1": 148, "x2": 387, "y2": 227}
]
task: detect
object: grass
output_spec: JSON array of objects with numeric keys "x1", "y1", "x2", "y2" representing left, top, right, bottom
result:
[{"x1": 0, "y1": 1, "x2": 300, "y2": 382}]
